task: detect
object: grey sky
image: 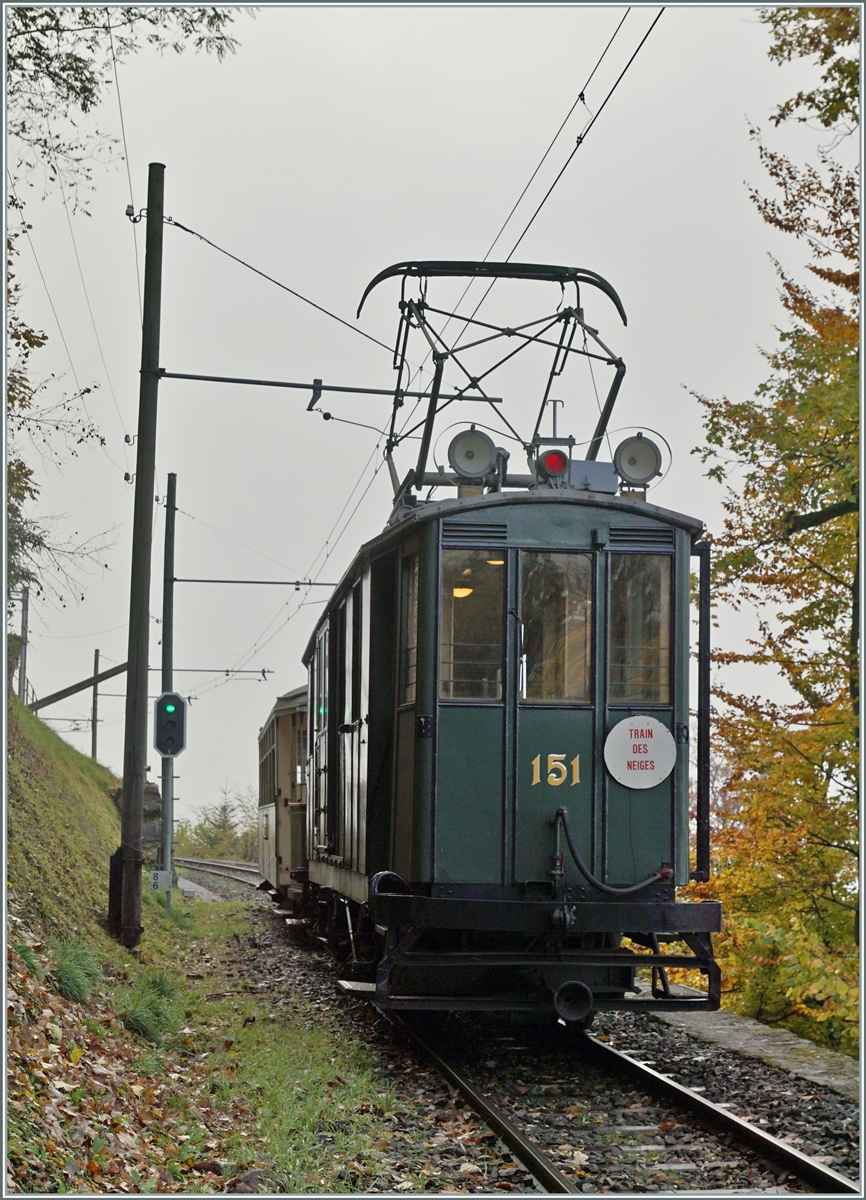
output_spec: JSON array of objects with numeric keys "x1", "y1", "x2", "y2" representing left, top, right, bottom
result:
[{"x1": 9, "y1": 5, "x2": 842, "y2": 820}]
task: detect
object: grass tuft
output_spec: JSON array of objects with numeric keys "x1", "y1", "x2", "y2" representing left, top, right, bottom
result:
[
  {"x1": 121, "y1": 971, "x2": 180, "y2": 1042},
  {"x1": 13, "y1": 942, "x2": 42, "y2": 978},
  {"x1": 51, "y1": 938, "x2": 103, "y2": 1002},
  {"x1": 139, "y1": 966, "x2": 179, "y2": 999}
]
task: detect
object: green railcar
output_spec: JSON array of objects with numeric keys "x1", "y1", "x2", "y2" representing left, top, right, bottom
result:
[{"x1": 298, "y1": 261, "x2": 721, "y2": 1025}]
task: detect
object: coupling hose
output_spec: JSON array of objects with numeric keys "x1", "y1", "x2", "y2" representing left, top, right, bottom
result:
[{"x1": 555, "y1": 807, "x2": 670, "y2": 896}]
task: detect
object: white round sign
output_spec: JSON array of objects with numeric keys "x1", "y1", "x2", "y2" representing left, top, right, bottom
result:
[{"x1": 604, "y1": 716, "x2": 677, "y2": 790}]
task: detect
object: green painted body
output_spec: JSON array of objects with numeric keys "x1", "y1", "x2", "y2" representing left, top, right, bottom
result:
[{"x1": 305, "y1": 490, "x2": 703, "y2": 900}]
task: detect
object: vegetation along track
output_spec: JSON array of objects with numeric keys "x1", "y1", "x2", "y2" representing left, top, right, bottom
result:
[{"x1": 179, "y1": 859, "x2": 859, "y2": 1194}]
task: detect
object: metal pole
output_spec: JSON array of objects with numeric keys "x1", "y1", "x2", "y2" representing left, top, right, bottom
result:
[
  {"x1": 118, "y1": 162, "x2": 165, "y2": 948},
  {"x1": 91, "y1": 649, "x2": 99, "y2": 760},
  {"x1": 18, "y1": 586, "x2": 29, "y2": 701},
  {"x1": 161, "y1": 473, "x2": 177, "y2": 915}
]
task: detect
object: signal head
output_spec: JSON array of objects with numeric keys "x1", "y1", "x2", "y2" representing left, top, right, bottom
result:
[
  {"x1": 536, "y1": 447, "x2": 570, "y2": 480},
  {"x1": 154, "y1": 691, "x2": 187, "y2": 757}
]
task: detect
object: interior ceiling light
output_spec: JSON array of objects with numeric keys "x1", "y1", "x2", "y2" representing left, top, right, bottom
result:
[{"x1": 453, "y1": 587, "x2": 474, "y2": 598}]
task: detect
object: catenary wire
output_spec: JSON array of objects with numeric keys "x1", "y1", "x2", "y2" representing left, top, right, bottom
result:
[
  {"x1": 477, "y1": 7, "x2": 631, "y2": 267},
  {"x1": 36, "y1": 83, "x2": 130, "y2": 470},
  {"x1": 165, "y1": 217, "x2": 395, "y2": 355},
  {"x1": 450, "y1": 6, "x2": 665, "y2": 361},
  {"x1": 7, "y1": 172, "x2": 85, "y2": 398},
  {"x1": 398, "y1": 9, "x2": 635, "y2": 386},
  {"x1": 162, "y1": 58, "x2": 577, "y2": 695},
  {"x1": 107, "y1": 18, "x2": 143, "y2": 326},
  {"x1": 504, "y1": 7, "x2": 664, "y2": 262}
]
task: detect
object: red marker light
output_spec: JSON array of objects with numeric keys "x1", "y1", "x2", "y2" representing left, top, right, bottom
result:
[{"x1": 541, "y1": 449, "x2": 568, "y2": 476}]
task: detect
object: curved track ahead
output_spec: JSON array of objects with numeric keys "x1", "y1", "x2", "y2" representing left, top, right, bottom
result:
[
  {"x1": 178, "y1": 857, "x2": 859, "y2": 1195},
  {"x1": 173, "y1": 857, "x2": 263, "y2": 887}
]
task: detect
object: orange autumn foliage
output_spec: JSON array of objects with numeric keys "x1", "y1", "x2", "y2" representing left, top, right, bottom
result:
[{"x1": 689, "y1": 8, "x2": 859, "y2": 1055}]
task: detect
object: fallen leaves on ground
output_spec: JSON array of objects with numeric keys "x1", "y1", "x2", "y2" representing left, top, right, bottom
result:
[{"x1": 6, "y1": 939, "x2": 267, "y2": 1194}]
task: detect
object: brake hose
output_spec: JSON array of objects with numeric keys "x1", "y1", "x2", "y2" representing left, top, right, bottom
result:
[{"x1": 554, "y1": 807, "x2": 670, "y2": 896}]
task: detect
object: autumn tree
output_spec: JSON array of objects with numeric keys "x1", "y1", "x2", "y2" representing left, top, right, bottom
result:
[
  {"x1": 5, "y1": 7, "x2": 243, "y2": 613},
  {"x1": 693, "y1": 7, "x2": 859, "y2": 1053}
]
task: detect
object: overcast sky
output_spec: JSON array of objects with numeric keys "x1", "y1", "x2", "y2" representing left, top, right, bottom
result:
[{"x1": 8, "y1": 4, "x2": 847, "y2": 821}]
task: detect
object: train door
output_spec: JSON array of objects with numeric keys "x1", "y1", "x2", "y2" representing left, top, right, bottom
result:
[
  {"x1": 513, "y1": 543, "x2": 676, "y2": 886},
  {"x1": 513, "y1": 551, "x2": 595, "y2": 883},
  {"x1": 336, "y1": 582, "x2": 366, "y2": 870},
  {"x1": 392, "y1": 546, "x2": 419, "y2": 878},
  {"x1": 434, "y1": 546, "x2": 506, "y2": 884},
  {"x1": 310, "y1": 624, "x2": 329, "y2": 856}
]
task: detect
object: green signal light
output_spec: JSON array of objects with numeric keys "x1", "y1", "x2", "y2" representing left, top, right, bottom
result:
[{"x1": 165, "y1": 703, "x2": 176, "y2": 713}]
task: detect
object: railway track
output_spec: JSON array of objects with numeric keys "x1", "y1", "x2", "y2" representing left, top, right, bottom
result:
[
  {"x1": 177, "y1": 859, "x2": 859, "y2": 1194},
  {"x1": 173, "y1": 857, "x2": 264, "y2": 887},
  {"x1": 392, "y1": 1015, "x2": 858, "y2": 1195}
]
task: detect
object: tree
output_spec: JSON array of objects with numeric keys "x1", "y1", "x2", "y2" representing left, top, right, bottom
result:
[
  {"x1": 7, "y1": 217, "x2": 110, "y2": 611},
  {"x1": 7, "y1": 7, "x2": 241, "y2": 205},
  {"x1": 174, "y1": 784, "x2": 258, "y2": 862},
  {"x1": 692, "y1": 7, "x2": 859, "y2": 1054},
  {"x1": 6, "y1": 7, "x2": 244, "y2": 613}
]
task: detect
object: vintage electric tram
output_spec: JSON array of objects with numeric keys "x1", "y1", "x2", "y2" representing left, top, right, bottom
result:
[{"x1": 290, "y1": 261, "x2": 719, "y2": 1025}]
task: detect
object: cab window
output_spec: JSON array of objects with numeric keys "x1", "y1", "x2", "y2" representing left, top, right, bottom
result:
[
  {"x1": 520, "y1": 551, "x2": 592, "y2": 702},
  {"x1": 439, "y1": 549, "x2": 504, "y2": 700},
  {"x1": 609, "y1": 554, "x2": 671, "y2": 703}
]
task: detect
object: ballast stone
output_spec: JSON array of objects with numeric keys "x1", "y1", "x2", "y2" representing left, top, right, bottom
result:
[{"x1": 651, "y1": 1009, "x2": 859, "y2": 1101}]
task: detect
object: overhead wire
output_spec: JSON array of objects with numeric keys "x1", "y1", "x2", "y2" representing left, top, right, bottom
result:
[
  {"x1": 503, "y1": 7, "x2": 665, "y2": 263},
  {"x1": 7, "y1": 172, "x2": 85, "y2": 399},
  {"x1": 107, "y1": 18, "x2": 143, "y2": 326},
  {"x1": 165, "y1": 217, "x2": 396, "y2": 355},
  {"x1": 453, "y1": 7, "x2": 665, "y2": 348},
  {"x1": 36, "y1": 82, "x2": 130, "y2": 472},
  {"x1": 477, "y1": 7, "x2": 631, "y2": 267},
  {"x1": 393, "y1": 8, "x2": 638, "y2": 421}
]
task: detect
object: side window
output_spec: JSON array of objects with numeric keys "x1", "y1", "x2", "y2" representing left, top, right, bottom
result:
[
  {"x1": 399, "y1": 554, "x2": 419, "y2": 705},
  {"x1": 351, "y1": 581, "x2": 363, "y2": 720},
  {"x1": 315, "y1": 626, "x2": 328, "y2": 731},
  {"x1": 296, "y1": 727, "x2": 305, "y2": 784},
  {"x1": 520, "y1": 552, "x2": 592, "y2": 702},
  {"x1": 609, "y1": 554, "x2": 671, "y2": 703},
  {"x1": 439, "y1": 549, "x2": 504, "y2": 700}
]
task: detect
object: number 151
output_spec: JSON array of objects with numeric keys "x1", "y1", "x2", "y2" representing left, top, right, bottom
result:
[{"x1": 531, "y1": 754, "x2": 579, "y2": 786}]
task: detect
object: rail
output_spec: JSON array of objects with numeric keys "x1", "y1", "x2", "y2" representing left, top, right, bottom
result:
[
  {"x1": 391, "y1": 1016, "x2": 858, "y2": 1195},
  {"x1": 173, "y1": 857, "x2": 264, "y2": 887}
]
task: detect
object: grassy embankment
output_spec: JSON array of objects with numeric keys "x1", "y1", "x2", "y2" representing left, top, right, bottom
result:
[{"x1": 6, "y1": 700, "x2": 414, "y2": 1193}]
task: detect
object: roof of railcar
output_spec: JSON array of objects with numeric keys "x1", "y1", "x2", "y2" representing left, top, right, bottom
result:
[
  {"x1": 258, "y1": 683, "x2": 307, "y2": 736},
  {"x1": 301, "y1": 489, "x2": 704, "y2": 665}
]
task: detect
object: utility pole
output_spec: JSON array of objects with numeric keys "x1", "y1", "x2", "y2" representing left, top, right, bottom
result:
[
  {"x1": 91, "y1": 649, "x2": 99, "y2": 760},
  {"x1": 161, "y1": 473, "x2": 177, "y2": 915},
  {"x1": 18, "y1": 586, "x2": 29, "y2": 702},
  {"x1": 117, "y1": 163, "x2": 165, "y2": 948}
]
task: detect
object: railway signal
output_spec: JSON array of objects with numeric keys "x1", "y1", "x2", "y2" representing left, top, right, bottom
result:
[{"x1": 154, "y1": 692, "x2": 187, "y2": 757}]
